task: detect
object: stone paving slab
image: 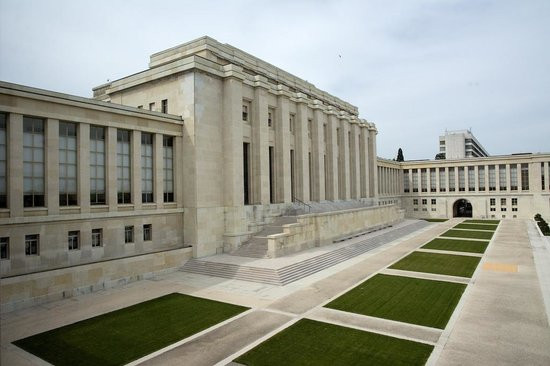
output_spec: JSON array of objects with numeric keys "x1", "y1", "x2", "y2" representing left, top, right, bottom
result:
[
  {"x1": 306, "y1": 307, "x2": 442, "y2": 344},
  {"x1": 139, "y1": 310, "x2": 292, "y2": 366},
  {"x1": 433, "y1": 220, "x2": 550, "y2": 366},
  {"x1": 380, "y1": 268, "x2": 471, "y2": 284},
  {"x1": 416, "y1": 248, "x2": 484, "y2": 257}
]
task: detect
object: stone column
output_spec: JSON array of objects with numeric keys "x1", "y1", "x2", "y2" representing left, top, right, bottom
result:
[
  {"x1": 251, "y1": 77, "x2": 270, "y2": 204},
  {"x1": 474, "y1": 165, "x2": 479, "y2": 191},
  {"x1": 46, "y1": 118, "x2": 59, "y2": 215},
  {"x1": 325, "y1": 110, "x2": 338, "y2": 200},
  {"x1": 154, "y1": 133, "x2": 164, "y2": 209},
  {"x1": 368, "y1": 124, "x2": 378, "y2": 198},
  {"x1": 275, "y1": 86, "x2": 291, "y2": 203},
  {"x1": 506, "y1": 164, "x2": 511, "y2": 193},
  {"x1": 295, "y1": 94, "x2": 309, "y2": 202},
  {"x1": 359, "y1": 123, "x2": 368, "y2": 198},
  {"x1": 495, "y1": 164, "x2": 501, "y2": 191},
  {"x1": 174, "y1": 135, "x2": 184, "y2": 209},
  {"x1": 444, "y1": 167, "x2": 449, "y2": 192},
  {"x1": 132, "y1": 130, "x2": 141, "y2": 209},
  {"x1": 435, "y1": 167, "x2": 441, "y2": 192},
  {"x1": 339, "y1": 116, "x2": 350, "y2": 200},
  {"x1": 8, "y1": 114, "x2": 23, "y2": 218},
  {"x1": 311, "y1": 102, "x2": 325, "y2": 201},
  {"x1": 350, "y1": 121, "x2": 360, "y2": 199},
  {"x1": 79, "y1": 123, "x2": 90, "y2": 213},
  {"x1": 484, "y1": 165, "x2": 490, "y2": 192},
  {"x1": 106, "y1": 126, "x2": 117, "y2": 211}
]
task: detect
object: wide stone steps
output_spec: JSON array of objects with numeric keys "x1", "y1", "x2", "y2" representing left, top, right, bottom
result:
[{"x1": 181, "y1": 220, "x2": 430, "y2": 286}]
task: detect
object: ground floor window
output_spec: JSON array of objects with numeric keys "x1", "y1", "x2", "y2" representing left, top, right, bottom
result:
[
  {"x1": 25, "y1": 234, "x2": 39, "y2": 255},
  {"x1": 125, "y1": 226, "x2": 134, "y2": 243},
  {"x1": 143, "y1": 224, "x2": 152, "y2": 241},
  {"x1": 68, "y1": 231, "x2": 79, "y2": 250},
  {"x1": 0, "y1": 237, "x2": 8, "y2": 259},
  {"x1": 92, "y1": 229, "x2": 102, "y2": 247}
]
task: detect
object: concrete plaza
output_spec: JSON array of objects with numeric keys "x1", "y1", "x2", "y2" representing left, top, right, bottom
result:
[{"x1": 1, "y1": 219, "x2": 549, "y2": 365}]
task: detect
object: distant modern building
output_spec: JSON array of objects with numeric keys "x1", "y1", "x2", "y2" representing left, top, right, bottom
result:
[{"x1": 439, "y1": 129, "x2": 489, "y2": 159}]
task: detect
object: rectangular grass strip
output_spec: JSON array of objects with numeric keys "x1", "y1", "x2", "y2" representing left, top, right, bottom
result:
[
  {"x1": 454, "y1": 223, "x2": 497, "y2": 231},
  {"x1": 235, "y1": 318, "x2": 433, "y2": 366},
  {"x1": 390, "y1": 251, "x2": 481, "y2": 278},
  {"x1": 421, "y1": 218, "x2": 448, "y2": 222},
  {"x1": 464, "y1": 219, "x2": 500, "y2": 224},
  {"x1": 13, "y1": 293, "x2": 248, "y2": 366},
  {"x1": 325, "y1": 274, "x2": 466, "y2": 329},
  {"x1": 422, "y1": 238, "x2": 489, "y2": 254},
  {"x1": 441, "y1": 229, "x2": 494, "y2": 240}
]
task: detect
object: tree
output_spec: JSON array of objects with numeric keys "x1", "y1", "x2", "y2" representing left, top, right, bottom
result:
[
  {"x1": 396, "y1": 148, "x2": 404, "y2": 162},
  {"x1": 435, "y1": 152, "x2": 446, "y2": 160}
]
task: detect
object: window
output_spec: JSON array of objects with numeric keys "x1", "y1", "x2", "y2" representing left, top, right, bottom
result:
[
  {"x1": 512, "y1": 198, "x2": 517, "y2": 206},
  {"x1": 68, "y1": 231, "x2": 79, "y2": 250},
  {"x1": 90, "y1": 126, "x2": 106, "y2": 204},
  {"x1": 430, "y1": 168, "x2": 436, "y2": 192},
  {"x1": 439, "y1": 168, "x2": 446, "y2": 192},
  {"x1": 141, "y1": 133, "x2": 154, "y2": 203},
  {"x1": 431, "y1": 199, "x2": 436, "y2": 205},
  {"x1": 268, "y1": 109, "x2": 274, "y2": 128},
  {"x1": 468, "y1": 166, "x2": 475, "y2": 191},
  {"x1": 421, "y1": 169, "x2": 427, "y2": 192},
  {"x1": 242, "y1": 104, "x2": 248, "y2": 121},
  {"x1": 59, "y1": 122, "x2": 77, "y2": 206},
  {"x1": 117, "y1": 130, "x2": 131, "y2": 204},
  {"x1": 412, "y1": 169, "x2": 418, "y2": 192},
  {"x1": 0, "y1": 237, "x2": 8, "y2": 259},
  {"x1": 163, "y1": 136, "x2": 174, "y2": 202},
  {"x1": 499, "y1": 165, "x2": 507, "y2": 190},
  {"x1": 541, "y1": 162, "x2": 545, "y2": 190},
  {"x1": 323, "y1": 123, "x2": 327, "y2": 142},
  {"x1": 422, "y1": 199, "x2": 427, "y2": 205},
  {"x1": 521, "y1": 164, "x2": 529, "y2": 190},
  {"x1": 143, "y1": 224, "x2": 152, "y2": 241},
  {"x1": 149, "y1": 102, "x2": 155, "y2": 111},
  {"x1": 458, "y1": 167, "x2": 465, "y2": 191},
  {"x1": 501, "y1": 198, "x2": 506, "y2": 206},
  {"x1": 501, "y1": 207, "x2": 507, "y2": 212},
  {"x1": 510, "y1": 165, "x2": 518, "y2": 190},
  {"x1": 490, "y1": 198, "x2": 496, "y2": 206},
  {"x1": 490, "y1": 207, "x2": 496, "y2": 211},
  {"x1": 478, "y1": 166, "x2": 485, "y2": 191},
  {"x1": 289, "y1": 114, "x2": 295, "y2": 133},
  {"x1": 488, "y1": 165, "x2": 496, "y2": 191},
  {"x1": 308, "y1": 119, "x2": 312, "y2": 138},
  {"x1": 403, "y1": 170, "x2": 410, "y2": 193},
  {"x1": 448, "y1": 167, "x2": 455, "y2": 192},
  {"x1": 23, "y1": 117, "x2": 45, "y2": 207},
  {"x1": 25, "y1": 234, "x2": 39, "y2": 255},
  {"x1": 161, "y1": 99, "x2": 168, "y2": 114},
  {"x1": 124, "y1": 226, "x2": 134, "y2": 243},
  {"x1": 512, "y1": 208, "x2": 518, "y2": 212},
  {"x1": 413, "y1": 199, "x2": 418, "y2": 205},
  {"x1": 92, "y1": 228, "x2": 102, "y2": 247},
  {"x1": 0, "y1": 114, "x2": 6, "y2": 208}
]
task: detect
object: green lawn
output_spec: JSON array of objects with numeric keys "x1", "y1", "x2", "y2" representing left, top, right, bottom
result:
[
  {"x1": 421, "y1": 218, "x2": 448, "y2": 222},
  {"x1": 13, "y1": 293, "x2": 248, "y2": 366},
  {"x1": 422, "y1": 238, "x2": 489, "y2": 254},
  {"x1": 464, "y1": 219, "x2": 500, "y2": 224},
  {"x1": 325, "y1": 274, "x2": 466, "y2": 329},
  {"x1": 441, "y1": 229, "x2": 494, "y2": 240},
  {"x1": 390, "y1": 251, "x2": 481, "y2": 278},
  {"x1": 235, "y1": 319, "x2": 433, "y2": 366},
  {"x1": 454, "y1": 223, "x2": 497, "y2": 231}
]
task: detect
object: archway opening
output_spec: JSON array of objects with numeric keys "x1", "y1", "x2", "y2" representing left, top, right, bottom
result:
[{"x1": 453, "y1": 199, "x2": 472, "y2": 218}]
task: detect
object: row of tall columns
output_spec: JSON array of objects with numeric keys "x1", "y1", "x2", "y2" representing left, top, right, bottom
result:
[{"x1": 378, "y1": 166, "x2": 401, "y2": 196}]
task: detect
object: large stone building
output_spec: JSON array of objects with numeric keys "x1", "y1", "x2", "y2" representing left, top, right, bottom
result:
[{"x1": 438, "y1": 129, "x2": 489, "y2": 159}]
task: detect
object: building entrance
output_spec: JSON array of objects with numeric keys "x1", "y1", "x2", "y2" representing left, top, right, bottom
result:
[{"x1": 453, "y1": 199, "x2": 473, "y2": 217}]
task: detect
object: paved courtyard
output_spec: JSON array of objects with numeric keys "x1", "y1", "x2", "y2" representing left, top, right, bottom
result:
[{"x1": 1, "y1": 219, "x2": 549, "y2": 365}]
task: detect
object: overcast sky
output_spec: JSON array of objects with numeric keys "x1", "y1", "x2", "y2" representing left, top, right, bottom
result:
[{"x1": 1, "y1": 0, "x2": 548, "y2": 160}]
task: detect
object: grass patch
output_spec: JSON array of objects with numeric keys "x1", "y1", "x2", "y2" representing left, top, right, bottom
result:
[
  {"x1": 325, "y1": 274, "x2": 466, "y2": 329},
  {"x1": 421, "y1": 218, "x2": 448, "y2": 222},
  {"x1": 464, "y1": 219, "x2": 500, "y2": 224},
  {"x1": 390, "y1": 251, "x2": 481, "y2": 278},
  {"x1": 235, "y1": 318, "x2": 433, "y2": 366},
  {"x1": 441, "y1": 229, "x2": 494, "y2": 240},
  {"x1": 454, "y1": 223, "x2": 497, "y2": 231},
  {"x1": 13, "y1": 293, "x2": 248, "y2": 366},
  {"x1": 422, "y1": 238, "x2": 489, "y2": 254}
]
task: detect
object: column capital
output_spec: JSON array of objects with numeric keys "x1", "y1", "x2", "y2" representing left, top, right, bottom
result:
[
  {"x1": 222, "y1": 64, "x2": 245, "y2": 81},
  {"x1": 295, "y1": 92, "x2": 308, "y2": 104},
  {"x1": 253, "y1": 75, "x2": 270, "y2": 90},
  {"x1": 311, "y1": 99, "x2": 326, "y2": 111}
]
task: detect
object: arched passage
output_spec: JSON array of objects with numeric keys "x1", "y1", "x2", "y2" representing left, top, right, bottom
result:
[{"x1": 453, "y1": 199, "x2": 473, "y2": 218}]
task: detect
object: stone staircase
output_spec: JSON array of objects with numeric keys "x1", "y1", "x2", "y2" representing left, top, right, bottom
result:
[
  {"x1": 230, "y1": 216, "x2": 298, "y2": 258},
  {"x1": 285, "y1": 199, "x2": 377, "y2": 216},
  {"x1": 181, "y1": 220, "x2": 429, "y2": 286}
]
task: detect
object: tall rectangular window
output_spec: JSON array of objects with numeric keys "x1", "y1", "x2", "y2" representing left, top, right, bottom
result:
[
  {"x1": 90, "y1": 126, "x2": 106, "y2": 204},
  {"x1": 468, "y1": 166, "x2": 475, "y2": 191},
  {"x1": 430, "y1": 168, "x2": 436, "y2": 192},
  {"x1": 458, "y1": 167, "x2": 465, "y2": 191},
  {"x1": 25, "y1": 234, "x2": 39, "y2": 255},
  {"x1": 117, "y1": 130, "x2": 131, "y2": 204},
  {"x1": 289, "y1": 114, "x2": 295, "y2": 133},
  {"x1": 421, "y1": 169, "x2": 427, "y2": 192},
  {"x1": 541, "y1": 162, "x2": 545, "y2": 190},
  {"x1": 268, "y1": 108, "x2": 274, "y2": 128},
  {"x1": 521, "y1": 163, "x2": 529, "y2": 190},
  {"x1": 439, "y1": 168, "x2": 446, "y2": 192},
  {"x1": 149, "y1": 102, "x2": 155, "y2": 111},
  {"x1": 403, "y1": 170, "x2": 410, "y2": 193},
  {"x1": 163, "y1": 136, "x2": 174, "y2": 202},
  {"x1": 161, "y1": 99, "x2": 168, "y2": 113},
  {"x1": 412, "y1": 169, "x2": 418, "y2": 192},
  {"x1": 242, "y1": 103, "x2": 249, "y2": 121},
  {"x1": 0, "y1": 114, "x2": 6, "y2": 208},
  {"x1": 59, "y1": 122, "x2": 77, "y2": 206},
  {"x1": 143, "y1": 224, "x2": 152, "y2": 241},
  {"x1": 68, "y1": 230, "x2": 79, "y2": 250},
  {"x1": 510, "y1": 165, "x2": 518, "y2": 190},
  {"x1": 448, "y1": 167, "x2": 455, "y2": 192},
  {"x1": 92, "y1": 228, "x2": 102, "y2": 247},
  {"x1": 488, "y1": 165, "x2": 496, "y2": 191},
  {"x1": 124, "y1": 225, "x2": 134, "y2": 243},
  {"x1": 499, "y1": 165, "x2": 507, "y2": 190},
  {"x1": 0, "y1": 237, "x2": 8, "y2": 259},
  {"x1": 478, "y1": 166, "x2": 485, "y2": 191},
  {"x1": 141, "y1": 133, "x2": 153, "y2": 203},
  {"x1": 23, "y1": 117, "x2": 45, "y2": 207}
]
